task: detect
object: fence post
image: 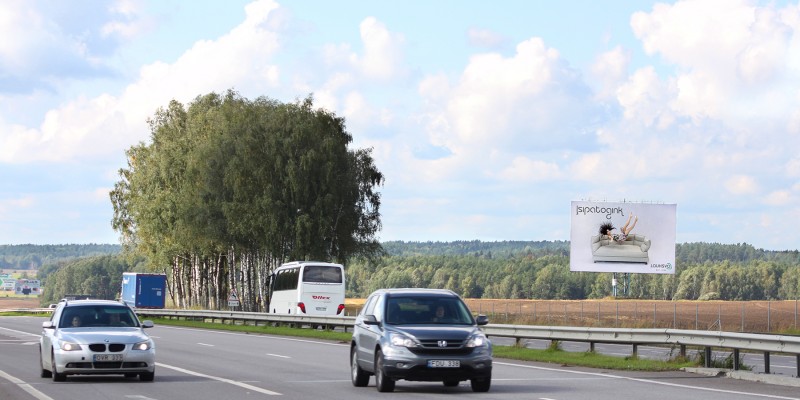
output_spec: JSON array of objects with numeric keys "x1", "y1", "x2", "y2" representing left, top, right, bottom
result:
[
  {"x1": 768, "y1": 300, "x2": 771, "y2": 333},
  {"x1": 564, "y1": 304, "x2": 567, "y2": 325},
  {"x1": 695, "y1": 303, "x2": 698, "y2": 330},
  {"x1": 741, "y1": 302, "x2": 745, "y2": 332},
  {"x1": 673, "y1": 303, "x2": 676, "y2": 329},
  {"x1": 598, "y1": 302, "x2": 601, "y2": 327},
  {"x1": 615, "y1": 302, "x2": 619, "y2": 327},
  {"x1": 653, "y1": 303, "x2": 656, "y2": 328}
]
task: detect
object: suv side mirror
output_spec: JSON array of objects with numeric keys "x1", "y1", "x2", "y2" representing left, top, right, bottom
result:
[
  {"x1": 141, "y1": 320, "x2": 154, "y2": 328},
  {"x1": 42, "y1": 321, "x2": 55, "y2": 329},
  {"x1": 362, "y1": 315, "x2": 379, "y2": 325},
  {"x1": 475, "y1": 314, "x2": 489, "y2": 326}
]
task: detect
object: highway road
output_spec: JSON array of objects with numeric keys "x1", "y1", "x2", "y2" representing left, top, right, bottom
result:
[{"x1": 2, "y1": 316, "x2": 799, "y2": 400}]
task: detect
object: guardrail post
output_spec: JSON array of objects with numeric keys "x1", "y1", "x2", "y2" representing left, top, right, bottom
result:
[
  {"x1": 764, "y1": 352, "x2": 770, "y2": 374},
  {"x1": 589, "y1": 342, "x2": 595, "y2": 352},
  {"x1": 733, "y1": 349, "x2": 740, "y2": 371},
  {"x1": 796, "y1": 354, "x2": 799, "y2": 378},
  {"x1": 704, "y1": 347, "x2": 712, "y2": 368},
  {"x1": 680, "y1": 345, "x2": 686, "y2": 358},
  {"x1": 632, "y1": 344, "x2": 638, "y2": 358}
]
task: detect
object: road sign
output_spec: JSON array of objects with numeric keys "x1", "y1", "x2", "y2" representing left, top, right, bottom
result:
[{"x1": 228, "y1": 289, "x2": 240, "y2": 307}]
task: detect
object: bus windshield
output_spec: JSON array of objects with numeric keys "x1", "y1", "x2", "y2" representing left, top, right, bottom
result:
[{"x1": 302, "y1": 265, "x2": 342, "y2": 283}]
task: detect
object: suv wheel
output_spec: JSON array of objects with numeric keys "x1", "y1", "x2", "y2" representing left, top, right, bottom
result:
[
  {"x1": 350, "y1": 346, "x2": 369, "y2": 387},
  {"x1": 374, "y1": 350, "x2": 395, "y2": 392},
  {"x1": 470, "y1": 375, "x2": 491, "y2": 392}
]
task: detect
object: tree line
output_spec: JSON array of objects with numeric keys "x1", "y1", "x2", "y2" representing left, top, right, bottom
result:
[
  {"x1": 0, "y1": 244, "x2": 120, "y2": 270},
  {"x1": 33, "y1": 240, "x2": 800, "y2": 306}
]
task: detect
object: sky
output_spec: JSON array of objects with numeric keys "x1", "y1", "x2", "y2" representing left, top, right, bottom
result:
[{"x1": 1, "y1": 0, "x2": 800, "y2": 251}]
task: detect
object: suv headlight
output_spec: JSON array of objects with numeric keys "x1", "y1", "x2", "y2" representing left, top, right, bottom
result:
[
  {"x1": 389, "y1": 332, "x2": 419, "y2": 348},
  {"x1": 132, "y1": 340, "x2": 153, "y2": 351},
  {"x1": 60, "y1": 341, "x2": 82, "y2": 351},
  {"x1": 465, "y1": 333, "x2": 488, "y2": 348}
]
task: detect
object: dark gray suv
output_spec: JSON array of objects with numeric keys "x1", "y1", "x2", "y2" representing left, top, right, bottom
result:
[{"x1": 350, "y1": 288, "x2": 492, "y2": 392}]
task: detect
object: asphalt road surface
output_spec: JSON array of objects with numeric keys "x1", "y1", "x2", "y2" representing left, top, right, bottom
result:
[{"x1": 1, "y1": 316, "x2": 799, "y2": 400}]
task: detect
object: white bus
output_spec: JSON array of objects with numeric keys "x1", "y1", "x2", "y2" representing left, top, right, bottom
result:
[{"x1": 267, "y1": 261, "x2": 346, "y2": 316}]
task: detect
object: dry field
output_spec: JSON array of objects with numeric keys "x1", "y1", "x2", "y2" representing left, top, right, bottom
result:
[
  {"x1": 0, "y1": 295, "x2": 41, "y2": 310},
  {"x1": 5, "y1": 296, "x2": 798, "y2": 334},
  {"x1": 347, "y1": 298, "x2": 800, "y2": 333}
]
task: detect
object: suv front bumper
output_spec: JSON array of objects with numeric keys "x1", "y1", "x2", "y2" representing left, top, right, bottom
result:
[{"x1": 380, "y1": 345, "x2": 492, "y2": 382}]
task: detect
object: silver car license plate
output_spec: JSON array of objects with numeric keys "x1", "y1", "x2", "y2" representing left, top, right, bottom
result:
[
  {"x1": 428, "y1": 360, "x2": 459, "y2": 368},
  {"x1": 94, "y1": 354, "x2": 123, "y2": 362}
]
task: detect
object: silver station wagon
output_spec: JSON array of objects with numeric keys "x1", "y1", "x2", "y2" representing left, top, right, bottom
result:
[
  {"x1": 350, "y1": 288, "x2": 492, "y2": 392},
  {"x1": 39, "y1": 299, "x2": 156, "y2": 381}
]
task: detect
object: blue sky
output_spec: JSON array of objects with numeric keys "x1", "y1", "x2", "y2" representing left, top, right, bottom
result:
[{"x1": 2, "y1": 0, "x2": 799, "y2": 251}]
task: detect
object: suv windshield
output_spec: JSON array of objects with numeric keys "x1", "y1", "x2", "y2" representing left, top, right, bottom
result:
[
  {"x1": 59, "y1": 305, "x2": 137, "y2": 328},
  {"x1": 385, "y1": 296, "x2": 474, "y2": 325}
]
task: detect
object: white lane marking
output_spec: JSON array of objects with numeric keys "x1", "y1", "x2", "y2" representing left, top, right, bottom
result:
[
  {"x1": 540, "y1": 398, "x2": 559, "y2": 400},
  {"x1": 0, "y1": 326, "x2": 41, "y2": 338},
  {"x1": 495, "y1": 361, "x2": 800, "y2": 400},
  {"x1": 157, "y1": 362, "x2": 282, "y2": 395},
  {"x1": 197, "y1": 343, "x2": 214, "y2": 347},
  {"x1": 266, "y1": 353, "x2": 290, "y2": 358},
  {"x1": 0, "y1": 369, "x2": 55, "y2": 400},
  {"x1": 125, "y1": 396, "x2": 159, "y2": 400}
]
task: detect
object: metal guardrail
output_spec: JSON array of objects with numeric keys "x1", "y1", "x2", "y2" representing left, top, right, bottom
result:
[{"x1": 6, "y1": 307, "x2": 798, "y2": 377}]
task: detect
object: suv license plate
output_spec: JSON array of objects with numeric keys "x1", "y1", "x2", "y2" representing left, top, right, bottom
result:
[
  {"x1": 316, "y1": 307, "x2": 326, "y2": 311},
  {"x1": 428, "y1": 360, "x2": 459, "y2": 368},
  {"x1": 94, "y1": 354, "x2": 123, "y2": 362}
]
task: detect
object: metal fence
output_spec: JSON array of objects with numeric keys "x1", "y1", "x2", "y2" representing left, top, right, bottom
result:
[{"x1": 465, "y1": 299, "x2": 800, "y2": 333}]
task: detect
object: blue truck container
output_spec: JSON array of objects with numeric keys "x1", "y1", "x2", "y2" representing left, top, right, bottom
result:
[{"x1": 121, "y1": 272, "x2": 167, "y2": 308}]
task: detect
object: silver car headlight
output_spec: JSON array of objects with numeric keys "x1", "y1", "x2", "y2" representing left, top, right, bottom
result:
[
  {"x1": 389, "y1": 332, "x2": 419, "y2": 348},
  {"x1": 132, "y1": 340, "x2": 153, "y2": 351},
  {"x1": 465, "y1": 333, "x2": 488, "y2": 348},
  {"x1": 60, "y1": 341, "x2": 82, "y2": 351}
]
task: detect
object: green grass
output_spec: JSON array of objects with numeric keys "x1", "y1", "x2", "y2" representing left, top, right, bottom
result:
[
  {"x1": 149, "y1": 317, "x2": 354, "y2": 342},
  {"x1": 493, "y1": 345, "x2": 697, "y2": 371}
]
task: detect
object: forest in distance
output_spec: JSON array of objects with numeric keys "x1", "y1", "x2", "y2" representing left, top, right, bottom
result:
[{"x1": 3, "y1": 240, "x2": 800, "y2": 305}]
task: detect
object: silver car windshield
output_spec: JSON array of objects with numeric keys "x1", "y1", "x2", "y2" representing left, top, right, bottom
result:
[
  {"x1": 60, "y1": 306, "x2": 137, "y2": 328},
  {"x1": 385, "y1": 297, "x2": 473, "y2": 325}
]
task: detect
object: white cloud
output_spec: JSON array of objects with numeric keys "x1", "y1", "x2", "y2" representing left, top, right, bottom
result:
[
  {"x1": 467, "y1": 27, "x2": 507, "y2": 49},
  {"x1": 725, "y1": 175, "x2": 759, "y2": 195},
  {"x1": 616, "y1": 66, "x2": 676, "y2": 128},
  {"x1": 0, "y1": 0, "x2": 284, "y2": 164},
  {"x1": 351, "y1": 17, "x2": 405, "y2": 80},
  {"x1": 590, "y1": 46, "x2": 631, "y2": 100},
  {"x1": 495, "y1": 157, "x2": 562, "y2": 182},
  {"x1": 763, "y1": 190, "x2": 793, "y2": 206}
]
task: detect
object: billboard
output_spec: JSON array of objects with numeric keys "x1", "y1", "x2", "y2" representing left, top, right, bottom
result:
[
  {"x1": 570, "y1": 201, "x2": 676, "y2": 274},
  {"x1": 15, "y1": 279, "x2": 41, "y2": 295}
]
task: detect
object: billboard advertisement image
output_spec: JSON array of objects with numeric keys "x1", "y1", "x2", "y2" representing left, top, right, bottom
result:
[{"x1": 570, "y1": 201, "x2": 676, "y2": 274}]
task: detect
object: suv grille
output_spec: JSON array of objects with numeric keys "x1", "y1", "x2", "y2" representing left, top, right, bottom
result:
[{"x1": 410, "y1": 339, "x2": 473, "y2": 355}]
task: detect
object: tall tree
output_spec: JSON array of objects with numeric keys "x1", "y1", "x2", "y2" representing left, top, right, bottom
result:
[{"x1": 111, "y1": 91, "x2": 384, "y2": 310}]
